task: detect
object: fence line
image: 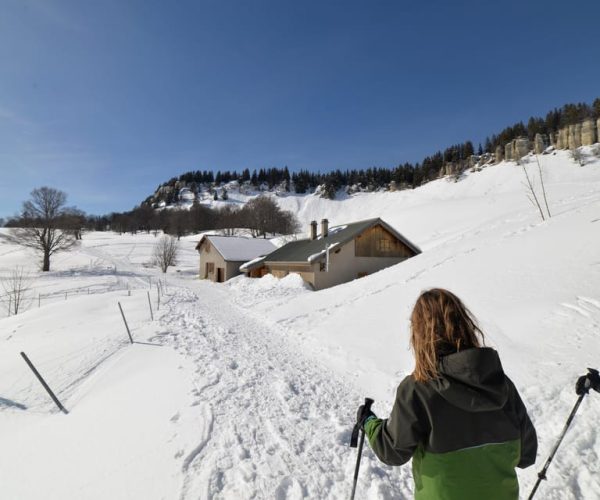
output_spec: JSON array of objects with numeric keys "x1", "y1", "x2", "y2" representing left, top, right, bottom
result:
[
  {"x1": 11, "y1": 291, "x2": 161, "y2": 414},
  {"x1": 0, "y1": 281, "x2": 143, "y2": 316}
]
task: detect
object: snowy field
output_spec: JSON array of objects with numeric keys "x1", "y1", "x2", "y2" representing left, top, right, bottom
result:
[{"x1": 1, "y1": 149, "x2": 600, "y2": 499}]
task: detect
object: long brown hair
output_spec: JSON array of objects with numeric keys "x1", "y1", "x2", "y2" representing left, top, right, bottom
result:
[{"x1": 410, "y1": 288, "x2": 484, "y2": 382}]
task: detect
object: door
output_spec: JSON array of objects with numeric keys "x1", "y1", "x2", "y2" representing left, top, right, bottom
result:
[{"x1": 217, "y1": 268, "x2": 224, "y2": 283}]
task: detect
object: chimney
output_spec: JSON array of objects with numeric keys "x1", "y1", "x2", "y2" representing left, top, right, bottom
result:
[
  {"x1": 321, "y1": 219, "x2": 329, "y2": 238},
  {"x1": 310, "y1": 220, "x2": 317, "y2": 240}
]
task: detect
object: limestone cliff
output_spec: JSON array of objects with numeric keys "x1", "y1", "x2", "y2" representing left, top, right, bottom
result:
[{"x1": 496, "y1": 117, "x2": 598, "y2": 163}]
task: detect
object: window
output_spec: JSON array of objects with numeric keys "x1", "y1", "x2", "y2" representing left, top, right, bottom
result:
[
  {"x1": 205, "y1": 262, "x2": 214, "y2": 278},
  {"x1": 377, "y1": 239, "x2": 392, "y2": 252},
  {"x1": 320, "y1": 262, "x2": 326, "y2": 272}
]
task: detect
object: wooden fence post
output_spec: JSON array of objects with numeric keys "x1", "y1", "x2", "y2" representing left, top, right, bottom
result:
[
  {"x1": 20, "y1": 352, "x2": 68, "y2": 414},
  {"x1": 147, "y1": 291, "x2": 154, "y2": 321},
  {"x1": 118, "y1": 302, "x2": 134, "y2": 344}
]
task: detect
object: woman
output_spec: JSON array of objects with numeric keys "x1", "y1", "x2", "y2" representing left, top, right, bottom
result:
[{"x1": 357, "y1": 288, "x2": 537, "y2": 500}]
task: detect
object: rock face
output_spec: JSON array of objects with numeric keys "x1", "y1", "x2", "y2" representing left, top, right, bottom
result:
[
  {"x1": 504, "y1": 142, "x2": 514, "y2": 161},
  {"x1": 514, "y1": 137, "x2": 530, "y2": 159},
  {"x1": 441, "y1": 162, "x2": 458, "y2": 177},
  {"x1": 503, "y1": 137, "x2": 530, "y2": 161},
  {"x1": 581, "y1": 119, "x2": 597, "y2": 146},
  {"x1": 547, "y1": 119, "x2": 600, "y2": 150},
  {"x1": 534, "y1": 133, "x2": 549, "y2": 154},
  {"x1": 495, "y1": 145, "x2": 504, "y2": 163},
  {"x1": 568, "y1": 123, "x2": 582, "y2": 149},
  {"x1": 556, "y1": 127, "x2": 569, "y2": 149}
]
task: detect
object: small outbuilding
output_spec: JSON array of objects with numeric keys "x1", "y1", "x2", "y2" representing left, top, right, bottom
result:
[
  {"x1": 241, "y1": 218, "x2": 421, "y2": 290},
  {"x1": 196, "y1": 235, "x2": 276, "y2": 283}
]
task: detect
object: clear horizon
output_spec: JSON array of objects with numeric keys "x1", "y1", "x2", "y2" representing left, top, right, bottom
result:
[{"x1": 1, "y1": 0, "x2": 599, "y2": 217}]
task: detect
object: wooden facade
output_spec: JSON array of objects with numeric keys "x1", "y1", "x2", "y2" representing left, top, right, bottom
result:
[{"x1": 355, "y1": 226, "x2": 415, "y2": 258}]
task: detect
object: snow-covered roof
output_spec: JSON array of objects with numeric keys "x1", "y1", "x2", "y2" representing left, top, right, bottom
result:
[
  {"x1": 197, "y1": 235, "x2": 276, "y2": 262},
  {"x1": 239, "y1": 255, "x2": 267, "y2": 272}
]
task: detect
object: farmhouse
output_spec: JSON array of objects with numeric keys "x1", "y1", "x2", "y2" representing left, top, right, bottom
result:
[
  {"x1": 241, "y1": 218, "x2": 420, "y2": 290},
  {"x1": 196, "y1": 235, "x2": 276, "y2": 283}
]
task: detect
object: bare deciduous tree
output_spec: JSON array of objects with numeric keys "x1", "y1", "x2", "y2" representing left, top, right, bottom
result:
[
  {"x1": 520, "y1": 156, "x2": 551, "y2": 222},
  {"x1": 153, "y1": 235, "x2": 179, "y2": 273},
  {"x1": 1, "y1": 266, "x2": 34, "y2": 316},
  {"x1": 535, "y1": 155, "x2": 551, "y2": 218},
  {"x1": 60, "y1": 207, "x2": 87, "y2": 240},
  {"x1": 3, "y1": 187, "x2": 77, "y2": 271},
  {"x1": 241, "y1": 196, "x2": 299, "y2": 238},
  {"x1": 216, "y1": 205, "x2": 239, "y2": 236}
]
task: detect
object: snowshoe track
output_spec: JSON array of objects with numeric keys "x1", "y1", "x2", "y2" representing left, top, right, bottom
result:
[{"x1": 154, "y1": 284, "x2": 411, "y2": 499}]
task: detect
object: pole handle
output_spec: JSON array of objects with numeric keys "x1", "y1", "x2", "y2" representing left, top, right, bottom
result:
[{"x1": 350, "y1": 397, "x2": 375, "y2": 448}]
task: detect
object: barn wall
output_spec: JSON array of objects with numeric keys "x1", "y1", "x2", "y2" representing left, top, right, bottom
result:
[
  {"x1": 355, "y1": 226, "x2": 415, "y2": 258},
  {"x1": 198, "y1": 241, "x2": 228, "y2": 282},
  {"x1": 225, "y1": 261, "x2": 245, "y2": 281}
]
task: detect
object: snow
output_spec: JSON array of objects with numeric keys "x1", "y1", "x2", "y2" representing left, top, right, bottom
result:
[
  {"x1": 201, "y1": 235, "x2": 277, "y2": 261},
  {"x1": 307, "y1": 242, "x2": 340, "y2": 263},
  {"x1": 1, "y1": 148, "x2": 600, "y2": 499},
  {"x1": 238, "y1": 255, "x2": 266, "y2": 272}
]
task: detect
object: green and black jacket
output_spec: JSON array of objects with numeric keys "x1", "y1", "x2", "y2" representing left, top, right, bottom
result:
[{"x1": 365, "y1": 348, "x2": 537, "y2": 500}]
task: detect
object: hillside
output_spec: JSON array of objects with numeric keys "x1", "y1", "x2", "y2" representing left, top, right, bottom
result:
[
  {"x1": 0, "y1": 148, "x2": 599, "y2": 499},
  {"x1": 140, "y1": 97, "x2": 600, "y2": 212}
]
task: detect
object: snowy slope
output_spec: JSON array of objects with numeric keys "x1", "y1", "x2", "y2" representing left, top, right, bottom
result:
[{"x1": 1, "y1": 149, "x2": 600, "y2": 499}]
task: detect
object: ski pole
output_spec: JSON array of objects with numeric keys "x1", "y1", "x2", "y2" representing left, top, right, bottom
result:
[
  {"x1": 528, "y1": 368, "x2": 599, "y2": 499},
  {"x1": 350, "y1": 397, "x2": 374, "y2": 500}
]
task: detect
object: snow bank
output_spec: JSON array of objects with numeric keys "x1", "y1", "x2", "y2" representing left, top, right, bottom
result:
[{"x1": 225, "y1": 273, "x2": 311, "y2": 309}]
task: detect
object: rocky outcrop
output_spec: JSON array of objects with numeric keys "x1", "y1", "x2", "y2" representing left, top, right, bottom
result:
[
  {"x1": 495, "y1": 145, "x2": 504, "y2": 163},
  {"x1": 504, "y1": 142, "x2": 514, "y2": 161},
  {"x1": 440, "y1": 162, "x2": 455, "y2": 177},
  {"x1": 568, "y1": 123, "x2": 582, "y2": 149},
  {"x1": 534, "y1": 133, "x2": 549, "y2": 154},
  {"x1": 581, "y1": 119, "x2": 597, "y2": 146},
  {"x1": 503, "y1": 116, "x2": 599, "y2": 156},
  {"x1": 553, "y1": 120, "x2": 599, "y2": 150},
  {"x1": 503, "y1": 137, "x2": 530, "y2": 161},
  {"x1": 514, "y1": 137, "x2": 530, "y2": 159},
  {"x1": 556, "y1": 128, "x2": 569, "y2": 149}
]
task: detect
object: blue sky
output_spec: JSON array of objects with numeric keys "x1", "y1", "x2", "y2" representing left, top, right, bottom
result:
[{"x1": 1, "y1": 0, "x2": 599, "y2": 217}]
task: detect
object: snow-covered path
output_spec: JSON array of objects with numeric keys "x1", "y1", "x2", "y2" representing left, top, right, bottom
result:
[{"x1": 155, "y1": 281, "x2": 412, "y2": 499}]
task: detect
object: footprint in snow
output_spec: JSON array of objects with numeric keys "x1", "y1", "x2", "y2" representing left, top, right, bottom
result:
[{"x1": 274, "y1": 477, "x2": 305, "y2": 500}]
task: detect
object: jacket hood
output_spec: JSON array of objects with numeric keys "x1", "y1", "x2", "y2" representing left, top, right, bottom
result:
[{"x1": 432, "y1": 347, "x2": 509, "y2": 412}]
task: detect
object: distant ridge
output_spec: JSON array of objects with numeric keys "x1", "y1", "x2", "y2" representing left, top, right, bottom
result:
[{"x1": 143, "y1": 97, "x2": 600, "y2": 208}]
